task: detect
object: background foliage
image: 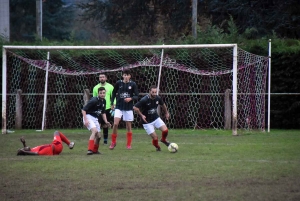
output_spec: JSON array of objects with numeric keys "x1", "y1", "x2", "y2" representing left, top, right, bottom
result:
[{"x1": 10, "y1": 0, "x2": 74, "y2": 41}]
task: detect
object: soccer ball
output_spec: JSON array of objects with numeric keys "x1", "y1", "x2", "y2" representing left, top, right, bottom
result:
[{"x1": 168, "y1": 143, "x2": 178, "y2": 153}]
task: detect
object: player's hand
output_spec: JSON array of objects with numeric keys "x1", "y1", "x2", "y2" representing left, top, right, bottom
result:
[
  {"x1": 20, "y1": 136, "x2": 26, "y2": 147},
  {"x1": 20, "y1": 137, "x2": 25, "y2": 143},
  {"x1": 141, "y1": 115, "x2": 148, "y2": 123},
  {"x1": 111, "y1": 105, "x2": 115, "y2": 110},
  {"x1": 124, "y1": 98, "x2": 131, "y2": 103},
  {"x1": 17, "y1": 148, "x2": 25, "y2": 155},
  {"x1": 106, "y1": 122, "x2": 112, "y2": 128},
  {"x1": 84, "y1": 120, "x2": 89, "y2": 127},
  {"x1": 165, "y1": 113, "x2": 170, "y2": 120}
]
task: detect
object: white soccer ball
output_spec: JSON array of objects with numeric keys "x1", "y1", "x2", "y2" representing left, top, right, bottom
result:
[{"x1": 168, "y1": 143, "x2": 178, "y2": 153}]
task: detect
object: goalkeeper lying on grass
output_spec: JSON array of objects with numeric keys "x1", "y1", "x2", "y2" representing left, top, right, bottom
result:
[{"x1": 17, "y1": 131, "x2": 75, "y2": 156}]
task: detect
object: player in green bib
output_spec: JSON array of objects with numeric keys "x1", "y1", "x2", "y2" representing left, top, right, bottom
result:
[{"x1": 93, "y1": 73, "x2": 115, "y2": 144}]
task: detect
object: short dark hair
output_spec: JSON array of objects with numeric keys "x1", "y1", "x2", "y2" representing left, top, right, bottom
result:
[
  {"x1": 99, "y1": 73, "x2": 107, "y2": 77},
  {"x1": 149, "y1": 85, "x2": 157, "y2": 91},
  {"x1": 122, "y1": 69, "x2": 131, "y2": 75},
  {"x1": 98, "y1": 87, "x2": 106, "y2": 93}
]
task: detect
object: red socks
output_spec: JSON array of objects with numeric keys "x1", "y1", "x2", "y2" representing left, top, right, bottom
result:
[
  {"x1": 111, "y1": 133, "x2": 132, "y2": 146},
  {"x1": 127, "y1": 132, "x2": 132, "y2": 146},
  {"x1": 112, "y1": 133, "x2": 117, "y2": 144},
  {"x1": 88, "y1": 140, "x2": 94, "y2": 151},
  {"x1": 152, "y1": 139, "x2": 160, "y2": 148},
  {"x1": 161, "y1": 129, "x2": 168, "y2": 141},
  {"x1": 93, "y1": 144, "x2": 99, "y2": 153}
]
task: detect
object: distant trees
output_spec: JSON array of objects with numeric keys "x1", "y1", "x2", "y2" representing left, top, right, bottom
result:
[
  {"x1": 8, "y1": 0, "x2": 300, "y2": 41},
  {"x1": 10, "y1": 0, "x2": 74, "y2": 41},
  {"x1": 209, "y1": 0, "x2": 300, "y2": 39},
  {"x1": 77, "y1": 0, "x2": 194, "y2": 40},
  {"x1": 78, "y1": 0, "x2": 300, "y2": 40}
]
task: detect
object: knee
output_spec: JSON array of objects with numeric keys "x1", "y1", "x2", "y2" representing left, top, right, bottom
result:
[
  {"x1": 151, "y1": 133, "x2": 158, "y2": 140},
  {"x1": 90, "y1": 130, "x2": 97, "y2": 136}
]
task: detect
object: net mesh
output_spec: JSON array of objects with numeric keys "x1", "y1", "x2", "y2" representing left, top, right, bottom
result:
[{"x1": 4, "y1": 46, "x2": 268, "y2": 130}]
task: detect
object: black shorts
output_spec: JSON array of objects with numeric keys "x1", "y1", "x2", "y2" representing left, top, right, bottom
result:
[{"x1": 98, "y1": 109, "x2": 112, "y2": 125}]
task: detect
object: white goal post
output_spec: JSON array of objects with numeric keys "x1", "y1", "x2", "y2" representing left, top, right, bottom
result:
[{"x1": 2, "y1": 44, "x2": 269, "y2": 135}]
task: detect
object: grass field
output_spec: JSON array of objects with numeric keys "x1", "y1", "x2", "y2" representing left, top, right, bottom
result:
[{"x1": 0, "y1": 129, "x2": 300, "y2": 201}]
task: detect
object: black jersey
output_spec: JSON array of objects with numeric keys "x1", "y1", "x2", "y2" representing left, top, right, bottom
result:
[
  {"x1": 82, "y1": 97, "x2": 106, "y2": 118},
  {"x1": 111, "y1": 80, "x2": 139, "y2": 111},
  {"x1": 134, "y1": 94, "x2": 164, "y2": 124}
]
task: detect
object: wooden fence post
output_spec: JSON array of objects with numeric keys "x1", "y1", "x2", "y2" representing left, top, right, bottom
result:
[
  {"x1": 15, "y1": 89, "x2": 22, "y2": 129},
  {"x1": 83, "y1": 89, "x2": 90, "y2": 106},
  {"x1": 224, "y1": 89, "x2": 231, "y2": 129}
]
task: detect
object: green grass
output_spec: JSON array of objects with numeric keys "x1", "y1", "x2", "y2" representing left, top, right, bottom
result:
[{"x1": 1, "y1": 129, "x2": 300, "y2": 201}]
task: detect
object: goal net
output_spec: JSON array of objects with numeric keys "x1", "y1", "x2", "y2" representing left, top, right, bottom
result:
[{"x1": 2, "y1": 45, "x2": 269, "y2": 134}]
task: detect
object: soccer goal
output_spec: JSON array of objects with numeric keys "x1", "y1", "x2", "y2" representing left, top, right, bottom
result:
[{"x1": 2, "y1": 44, "x2": 269, "y2": 135}]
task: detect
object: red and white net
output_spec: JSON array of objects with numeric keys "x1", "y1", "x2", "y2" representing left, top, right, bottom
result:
[{"x1": 4, "y1": 46, "x2": 268, "y2": 130}]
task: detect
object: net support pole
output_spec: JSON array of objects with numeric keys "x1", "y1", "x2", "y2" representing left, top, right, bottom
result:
[
  {"x1": 156, "y1": 45, "x2": 165, "y2": 116},
  {"x1": 157, "y1": 45, "x2": 164, "y2": 94},
  {"x1": 41, "y1": 52, "x2": 50, "y2": 131},
  {"x1": 267, "y1": 39, "x2": 272, "y2": 132},
  {"x1": 2, "y1": 47, "x2": 7, "y2": 134},
  {"x1": 232, "y1": 44, "x2": 238, "y2": 136}
]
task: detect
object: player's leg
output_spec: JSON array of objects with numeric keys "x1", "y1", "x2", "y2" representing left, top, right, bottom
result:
[
  {"x1": 51, "y1": 132, "x2": 64, "y2": 155},
  {"x1": 84, "y1": 115, "x2": 100, "y2": 155},
  {"x1": 52, "y1": 141, "x2": 63, "y2": 155},
  {"x1": 155, "y1": 118, "x2": 170, "y2": 146},
  {"x1": 33, "y1": 144, "x2": 54, "y2": 155},
  {"x1": 87, "y1": 127, "x2": 98, "y2": 155},
  {"x1": 125, "y1": 121, "x2": 133, "y2": 149},
  {"x1": 150, "y1": 133, "x2": 161, "y2": 151},
  {"x1": 92, "y1": 118, "x2": 101, "y2": 154},
  {"x1": 123, "y1": 110, "x2": 134, "y2": 149},
  {"x1": 92, "y1": 130, "x2": 102, "y2": 154},
  {"x1": 102, "y1": 109, "x2": 111, "y2": 145},
  {"x1": 55, "y1": 131, "x2": 75, "y2": 149},
  {"x1": 143, "y1": 123, "x2": 161, "y2": 151},
  {"x1": 109, "y1": 109, "x2": 122, "y2": 149}
]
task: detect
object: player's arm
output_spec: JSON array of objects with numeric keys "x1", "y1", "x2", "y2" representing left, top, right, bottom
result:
[
  {"x1": 81, "y1": 110, "x2": 89, "y2": 127},
  {"x1": 133, "y1": 99, "x2": 147, "y2": 123},
  {"x1": 17, "y1": 148, "x2": 38, "y2": 156},
  {"x1": 133, "y1": 106, "x2": 148, "y2": 123},
  {"x1": 20, "y1": 136, "x2": 27, "y2": 147},
  {"x1": 82, "y1": 100, "x2": 94, "y2": 126},
  {"x1": 131, "y1": 82, "x2": 139, "y2": 101},
  {"x1": 101, "y1": 99, "x2": 111, "y2": 127},
  {"x1": 110, "y1": 85, "x2": 117, "y2": 106},
  {"x1": 160, "y1": 103, "x2": 170, "y2": 120},
  {"x1": 111, "y1": 82, "x2": 119, "y2": 109},
  {"x1": 92, "y1": 85, "x2": 98, "y2": 97},
  {"x1": 101, "y1": 113, "x2": 111, "y2": 128}
]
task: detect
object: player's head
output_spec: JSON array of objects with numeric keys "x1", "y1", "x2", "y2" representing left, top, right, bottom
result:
[
  {"x1": 149, "y1": 85, "x2": 158, "y2": 98},
  {"x1": 122, "y1": 69, "x2": 131, "y2": 82},
  {"x1": 99, "y1": 73, "x2": 107, "y2": 84},
  {"x1": 98, "y1": 87, "x2": 106, "y2": 99}
]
